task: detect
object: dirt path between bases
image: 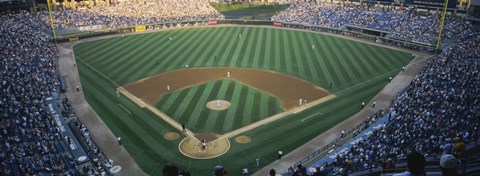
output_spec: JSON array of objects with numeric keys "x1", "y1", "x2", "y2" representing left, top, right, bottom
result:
[{"x1": 121, "y1": 67, "x2": 331, "y2": 110}]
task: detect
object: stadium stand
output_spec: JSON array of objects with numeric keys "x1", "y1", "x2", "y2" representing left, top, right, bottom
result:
[
  {"x1": 285, "y1": 26, "x2": 480, "y2": 176},
  {"x1": 39, "y1": 0, "x2": 224, "y2": 30},
  {"x1": 271, "y1": 1, "x2": 471, "y2": 45},
  {"x1": 0, "y1": 12, "x2": 113, "y2": 176}
]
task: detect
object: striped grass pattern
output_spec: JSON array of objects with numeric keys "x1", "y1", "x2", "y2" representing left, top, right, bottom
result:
[{"x1": 74, "y1": 26, "x2": 412, "y2": 175}]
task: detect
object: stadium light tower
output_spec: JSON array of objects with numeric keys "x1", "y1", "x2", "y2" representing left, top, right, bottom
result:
[
  {"x1": 435, "y1": 0, "x2": 449, "y2": 52},
  {"x1": 46, "y1": 0, "x2": 57, "y2": 44}
]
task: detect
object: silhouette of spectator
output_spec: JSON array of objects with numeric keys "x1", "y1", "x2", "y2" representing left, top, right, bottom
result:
[{"x1": 162, "y1": 163, "x2": 179, "y2": 176}]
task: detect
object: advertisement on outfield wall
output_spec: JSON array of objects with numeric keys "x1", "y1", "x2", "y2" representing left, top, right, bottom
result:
[
  {"x1": 208, "y1": 20, "x2": 218, "y2": 25},
  {"x1": 273, "y1": 21, "x2": 282, "y2": 27},
  {"x1": 135, "y1": 25, "x2": 146, "y2": 32},
  {"x1": 78, "y1": 25, "x2": 103, "y2": 31}
]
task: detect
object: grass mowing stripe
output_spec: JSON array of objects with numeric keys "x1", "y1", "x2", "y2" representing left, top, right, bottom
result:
[
  {"x1": 281, "y1": 30, "x2": 294, "y2": 74},
  {"x1": 342, "y1": 40, "x2": 374, "y2": 80},
  {"x1": 273, "y1": 29, "x2": 282, "y2": 71},
  {"x1": 264, "y1": 27, "x2": 273, "y2": 69},
  {"x1": 257, "y1": 91, "x2": 269, "y2": 123},
  {"x1": 170, "y1": 83, "x2": 207, "y2": 123},
  {"x1": 293, "y1": 31, "x2": 312, "y2": 81},
  {"x1": 75, "y1": 37, "x2": 123, "y2": 60},
  {"x1": 278, "y1": 29, "x2": 289, "y2": 72},
  {"x1": 312, "y1": 35, "x2": 334, "y2": 87},
  {"x1": 298, "y1": 32, "x2": 321, "y2": 83},
  {"x1": 241, "y1": 85, "x2": 256, "y2": 125},
  {"x1": 258, "y1": 28, "x2": 268, "y2": 69},
  {"x1": 82, "y1": 72, "x2": 169, "y2": 139},
  {"x1": 147, "y1": 29, "x2": 200, "y2": 73},
  {"x1": 81, "y1": 72, "x2": 170, "y2": 156},
  {"x1": 289, "y1": 29, "x2": 307, "y2": 78},
  {"x1": 219, "y1": 27, "x2": 243, "y2": 66},
  {"x1": 144, "y1": 30, "x2": 204, "y2": 76},
  {"x1": 222, "y1": 81, "x2": 244, "y2": 132},
  {"x1": 330, "y1": 37, "x2": 356, "y2": 84},
  {"x1": 365, "y1": 45, "x2": 389, "y2": 71},
  {"x1": 376, "y1": 47, "x2": 407, "y2": 69},
  {"x1": 109, "y1": 34, "x2": 167, "y2": 81},
  {"x1": 163, "y1": 85, "x2": 198, "y2": 115},
  {"x1": 245, "y1": 27, "x2": 260, "y2": 67},
  {"x1": 199, "y1": 80, "x2": 231, "y2": 131},
  {"x1": 323, "y1": 36, "x2": 350, "y2": 89},
  {"x1": 75, "y1": 36, "x2": 128, "y2": 61},
  {"x1": 356, "y1": 43, "x2": 389, "y2": 73},
  {"x1": 192, "y1": 81, "x2": 224, "y2": 129},
  {"x1": 160, "y1": 29, "x2": 211, "y2": 71},
  {"x1": 87, "y1": 33, "x2": 151, "y2": 66},
  {"x1": 166, "y1": 29, "x2": 220, "y2": 69},
  {"x1": 172, "y1": 28, "x2": 223, "y2": 70},
  {"x1": 231, "y1": 86, "x2": 246, "y2": 132},
  {"x1": 184, "y1": 80, "x2": 222, "y2": 130},
  {"x1": 156, "y1": 88, "x2": 184, "y2": 112},
  {"x1": 251, "y1": 28, "x2": 265, "y2": 68},
  {"x1": 210, "y1": 28, "x2": 236, "y2": 67},
  {"x1": 103, "y1": 32, "x2": 165, "y2": 76},
  {"x1": 207, "y1": 80, "x2": 234, "y2": 132},
  {"x1": 318, "y1": 36, "x2": 343, "y2": 89},
  {"x1": 229, "y1": 27, "x2": 250, "y2": 67},
  {"x1": 241, "y1": 27, "x2": 257, "y2": 67},
  {"x1": 191, "y1": 28, "x2": 228, "y2": 67},
  {"x1": 248, "y1": 92, "x2": 261, "y2": 129},
  {"x1": 172, "y1": 82, "x2": 212, "y2": 123},
  {"x1": 215, "y1": 28, "x2": 239, "y2": 65},
  {"x1": 350, "y1": 41, "x2": 379, "y2": 79},
  {"x1": 118, "y1": 31, "x2": 193, "y2": 80}
]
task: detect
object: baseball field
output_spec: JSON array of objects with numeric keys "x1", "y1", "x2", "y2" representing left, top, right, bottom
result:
[{"x1": 73, "y1": 26, "x2": 412, "y2": 175}]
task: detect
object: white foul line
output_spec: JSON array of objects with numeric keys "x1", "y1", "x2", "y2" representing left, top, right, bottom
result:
[
  {"x1": 117, "y1": 104, "x2": 131, "y2": 114},
  {"x1": 75, "y1": 56, "x2": 121, "y2": 87},
  {"x1": 301, "y1": 112, "x2": 321, "y2": 123}
]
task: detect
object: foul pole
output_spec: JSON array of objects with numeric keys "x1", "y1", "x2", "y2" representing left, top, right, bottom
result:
[
  {"x1": 46, "y1": 0, "x2": 57, "y2": 44},
  {"x1": 435, "y1": 0, "x2": 450, "y2": 53}
]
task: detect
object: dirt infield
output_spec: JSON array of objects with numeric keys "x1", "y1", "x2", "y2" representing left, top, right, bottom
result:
[
  {"x1": 178, "y1": 133, "x2": 230, "y2": 159},
  {"x1": 121, "y1": 67, "x2": 331, "y2": 110}
]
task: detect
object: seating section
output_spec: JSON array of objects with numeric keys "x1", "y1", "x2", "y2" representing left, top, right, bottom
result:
[{"x1": 272, "y1": 2, "x2": 471, "y2": 44}]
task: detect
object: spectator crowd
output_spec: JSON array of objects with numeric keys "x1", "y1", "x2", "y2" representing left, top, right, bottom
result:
[
  {"x1": 39, "y1": 0, "x2": 224, "y2": 30},
  {"x1": 0, "y1": 12, "x2": 113, "y2": 175},
  {"x1": 272, "y1": 1, "x2": 471, "y2": 44},
  {"x1": 287, "y1": 25, "x2": 480, "y2": 176},
  {"x1": 1, "y1": 1, "x2": 479, "y2": 176}
]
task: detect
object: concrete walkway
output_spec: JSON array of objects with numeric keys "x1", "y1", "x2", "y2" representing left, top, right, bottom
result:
[{"x1": 57, "y1": 43, "x2": 146, "y2": 176}]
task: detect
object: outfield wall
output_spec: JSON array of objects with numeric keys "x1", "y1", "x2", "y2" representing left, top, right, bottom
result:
[{"x1": 56, "y1": 19, "x2": 437, "y2": 52}]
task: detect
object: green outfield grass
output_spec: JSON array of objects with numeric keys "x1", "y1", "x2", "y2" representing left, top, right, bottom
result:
[{"x1": 74, "y1": 26, "x2": 412, "y2": 175}]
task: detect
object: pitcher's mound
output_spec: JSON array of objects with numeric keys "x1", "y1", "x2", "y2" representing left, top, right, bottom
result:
[
  {"x1": 179, "y1": 133, "x2": 230, "y2": 159},
  {"x1": 235, "y1": 135, "x2": 252, "y2": 144},
  {"x1": 206, "y1": 100, "x2": 231, "y2": 110},
  {"x1": 164, "y1": 132, "x2": 180, "y2": 140}
]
